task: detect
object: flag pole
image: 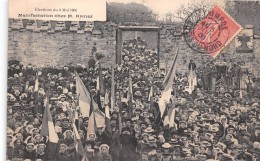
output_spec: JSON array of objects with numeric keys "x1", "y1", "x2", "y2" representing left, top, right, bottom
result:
[
  {"x1": 34, "y1": 70, "x2": 39, "y2": 118},
  {"x1": 111, "y1": 64, "x2": 115, "y2": 111},
  {"x1": 128, "y1": 70, "x2": 133, "y2": 118},
  {"x1": 77, "y1": 94, "x2": 81, "y2": 131},
  {"x1": 149, "y1": 78, "x2": 154, "y2": 109},
  {"x1": 36, "y1": 89, "x2": 48, "y2": 161},
  {"x1": 118, "y1": 90, "x2": 122, "y2": 135}
]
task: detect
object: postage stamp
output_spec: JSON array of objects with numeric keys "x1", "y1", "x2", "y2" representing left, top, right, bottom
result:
[{"x1": 186, "y1": 5, "x2": 242, "y2": 58}]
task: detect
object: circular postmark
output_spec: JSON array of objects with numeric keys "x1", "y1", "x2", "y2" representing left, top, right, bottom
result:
[
  {"x1": 183, "y1": 9, "x2": 208, "y2": 53},
  {"x1": 183, "y1": 8, "x2": 230, "y2": 55}
]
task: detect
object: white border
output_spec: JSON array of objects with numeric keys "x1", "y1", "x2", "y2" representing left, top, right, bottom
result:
[{"x1": 0, "y1": 0, "x2": 8, "y2": 160}]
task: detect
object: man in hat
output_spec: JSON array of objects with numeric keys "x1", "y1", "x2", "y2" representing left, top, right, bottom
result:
[
  {"x1": 198, "y1": 144, "x2": 208, "y2": 157},
  {"x1": 61, "y1": 118, "x2": 71, "y2": 133},
  {"x1": 236, "y1": 149, "x2": 254, "y2": 161},
  {"x1": 110, "y1": 118, "x2": 117, "y2": 130},
  {"x1": 78, "y1": 130, "x2": 86, "y2": 147},
  {"x1": 54, "y1": 119, "x2": 63, "y2": 139},
  {"x1": 120, "y1": 128, "x2": 138, "y2": 161},
  {"x1": 251, "y1": 126, "x2": 260, "y2": 142},
  {"x1": 110, "y1": 126, "x2": 121, "y2": 161},
  {"x1": 62, "y1": 130, "x2": 76, "y2": 158},
  {"x1": 7, "y1": 113, "x2": 16, "y2": 130},
  {"x1": 58, "y1": 113, "x2": 66, "y2": 121},
  {"x1": 188, "y1": 60, "x2": 196, "y2": 71},
  {"x1": 57, "y1": 94, "x2": 70, "y2": 112},
  {"x1": 24, "y1": 143, "x2": 36, "y2": 160},
  {"x1": 209, "y1": 61, "x2": 217, "y2": 91},
  {"x1": 177, "y1": 121, "x2": 188, "y2": 135},
  {"x1": 138, "y1": 132, "x2": 149, "y2": 152},
  {"x1": 140, "y1": 121, "x2": 148, "y2": 132},
  {"x1": 249, "y1": 142, "x2": 260, "y2": 160},
  {"x1": 80, "y1": 117, "x2": 89, "y2": 138},
  {"x1": 96, "y1": 125, "x2": 111, "y2": 145},
  {"x1": 35, "y1": 143, "x2": 47, "y2": 161},
  {"x1": 6, "y1": 135, "x2": 14, "y2": 160},
  {"x1": 248, "y1": 116, "x2": 258, "y2": 134},
  {"x1": 12, "y1": 137, "x2": 26, "y2": 159},
  {"x1": 133, "y1": 108, "x2": 143, "y2": 120},
  {"x1": 124, "y1": 118, "x2": 135, "y2": 136},
  {"x1": 95, "y1": 144, "x2": 112, "y2": 161},
  {"x1": 237, "y1": 122, "x2": 250, "y2": 138},
  {"x1": 56, "y1": 143, "x2": 69, "y2": 161},
  {"x1": 142, "y1": 136, "x2": 157, "y2": 156},
  {"x1": 161, "y1": 142, "x2": 172, "y2": 160},
  {"x1": 82, "y1": 141, "x2": 95, "y2": 161}
]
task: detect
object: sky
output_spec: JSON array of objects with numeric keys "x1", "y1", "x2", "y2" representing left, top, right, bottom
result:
[{"x1": 107, "y1": 0, "x2": 226, "y2": 21}]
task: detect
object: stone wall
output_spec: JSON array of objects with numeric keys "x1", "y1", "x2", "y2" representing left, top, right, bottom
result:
[
  {"x1": 8, "y1": 31, "x2": 116, "y2": 67},
  {"x1": 160, "y1": 35, "x2": 260, "y2": 77},
  {"x1": 8, "y1": 28, "x2": 260, "y2": 76}
]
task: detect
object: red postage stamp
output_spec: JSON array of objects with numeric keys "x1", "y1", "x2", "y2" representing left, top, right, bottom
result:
[{"x1": 191, "y1": 5, "x2": 242, "y2": 58}]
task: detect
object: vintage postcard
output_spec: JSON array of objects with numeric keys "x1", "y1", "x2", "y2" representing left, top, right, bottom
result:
[{"x1": 6, "y1": 0, "x2": 260, "y2": 161}]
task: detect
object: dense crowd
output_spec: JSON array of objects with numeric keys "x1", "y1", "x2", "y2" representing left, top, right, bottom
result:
[
  {"x1": 122, "y1": 36, "x2": 158, "y2": 70},
  {"x1": 6, "y1": 47, "x2": 260, "y2": 161}
]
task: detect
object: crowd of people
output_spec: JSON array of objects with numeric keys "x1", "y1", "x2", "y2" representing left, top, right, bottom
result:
[
  {"x1": 6, "y1": 48, "x2": 260, "y2": 161},
  {"x1": 122, "y1": 36, "x2": 159, "y2": 70}
]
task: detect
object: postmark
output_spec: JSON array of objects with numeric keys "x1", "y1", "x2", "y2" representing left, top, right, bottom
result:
[
  {"x1": 183, "y1": 9, "x2": 208, "y2": 54},
  {"x1": 184, "y1": 6, "x2": 242, "y2": 58}
]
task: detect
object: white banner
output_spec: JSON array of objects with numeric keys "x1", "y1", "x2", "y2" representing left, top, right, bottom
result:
[{"x1": 9, "y1": 0, "x2": 106, "y2": 21}]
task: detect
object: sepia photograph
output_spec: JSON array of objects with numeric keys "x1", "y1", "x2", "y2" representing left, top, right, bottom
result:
[{"x1": 6, "y1": 0, "x2": 260, "y2": 161}]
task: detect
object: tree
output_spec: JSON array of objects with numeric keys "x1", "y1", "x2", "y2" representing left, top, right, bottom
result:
[
  {"x1": 171, "y1": 0, "x2": 215, "y2": 22},
  {"x1": 107, "y1": 2, "x2": 156, "y2": 23}
]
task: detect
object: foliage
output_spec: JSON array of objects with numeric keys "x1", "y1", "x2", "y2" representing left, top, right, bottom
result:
[{"x1": 107, "y1": 2, "x2": 156, "y2": 23}]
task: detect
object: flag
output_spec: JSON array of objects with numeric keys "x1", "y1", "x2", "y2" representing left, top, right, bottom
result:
[
  {"x1": 118, "y1": 101, "x2": 123, "y2": 135},
  {"x1": 163, "y1": 115, "x2": 170, "y2": 126},
  {"x1": 72, "y1": 123, "x2": 84, "y2": 156},
  {"x1": 127, "y1": 72, "x2": 133, "y2": 118},
  {"x1": 96, "y1": 75, "x2": 103, "y2": 112},
  {"x1": 111, "y1": 65, "x2": 115, "y2": 111},
  {"x1": 76, "y1": 72, "x2": 92, "y2": 117},
  {"x1": 104, "y1": 90, "x2": 109, "y2": 105},
  {"x1": 96, "y1": 63, "x2": 105, "y2": 112},
  {"x1": 163, "y1": 96, "x2": 177, "y2": 128},
  {"x1": 105, "y1": 107, "x2": 112, "y2": 134},
  {"x1": 87, "y1": 96, "x2": 97, "y2": 139},
  {"x1": 34, "y1": 72, "x2": 39, "y2": 115},
  {"x1": 148, "y1": 81, "x2": 154, "y2": 102},
  {"x1": 94, "y1": 109, "x2": 105, "y2": 129},
  {"x1": 41, "y1": 97, "x2": 59, "y2": 143},
  {"x1": 96, "y1": 76, "x2": 99, "y2": 91},
  {"x1": 188, "y1": 68, "x2": 197, "y2": 94},
  {"x1": 24, "y1": 81, "x2": 29, "y2": 92},
  {"x1": 75, "y1": 72, "x2": 105, "y2": 128},
  {"x1": 104, "y1": 91, "x2": 112, "y2": 133},
  {"x1": 240, "y1": 86, "x2": 243, "y2": 99},
  {"x1": 34, "y1": 72, "x2": 39, "y2": 92},
  {"x1": 98, "y1": 63, "x2": 105, "y2": 96},
  {"x1": 168, "y1": 107, "x2": 176, "y2": 128},
  {"x1": 159, "y1": 48, "x2": 179, "y2": 117}
]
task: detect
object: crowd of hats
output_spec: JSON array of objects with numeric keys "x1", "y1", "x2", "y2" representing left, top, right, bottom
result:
[
  {"x1": 121, "y1": 36, "x2": 158, "y2": 70},
  {"x1": 6, "y1": 57, "x2": 260, "y2": 161}
]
